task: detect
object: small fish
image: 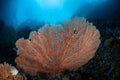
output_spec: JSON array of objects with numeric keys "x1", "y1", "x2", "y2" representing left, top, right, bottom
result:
[
  {"x1": 104, "y1": 37, "x2": 113, "y2": 49},
  {"x1": 117, "y1": 36, "x2": 120, "y2": 39},
  {"x1": 74, "y1": 28, "x2": 77, "y2": 34},
  {"x1": 13, "y1": 48, "x2": 17, "y2": 52},
  {"x1": 10, "y1": 66, "x2": 18, "y2": 76}
]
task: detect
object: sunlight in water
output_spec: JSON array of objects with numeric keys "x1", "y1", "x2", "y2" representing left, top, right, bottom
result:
[
  {"x1": 37, "y1": 0, "x2": 64, "y2": 9},
  {"x1": 3, "y1": 0, "x2": 110, "y2": 29},
  {"x1": 88, "y1": 0, "x2": 108, "y2": 3}
]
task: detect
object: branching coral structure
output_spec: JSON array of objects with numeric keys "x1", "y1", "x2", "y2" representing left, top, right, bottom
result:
[
  {"x1": 0, "y1": 62, "x2": 27, "y2": 80},
  {"x1": 15, "y1": 17, "x2": 101, "y2": 75}
]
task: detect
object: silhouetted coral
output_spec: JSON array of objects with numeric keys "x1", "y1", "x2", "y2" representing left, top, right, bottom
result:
[{"x1": 15, "y1": 17, "x2": 100, "y2": 75}]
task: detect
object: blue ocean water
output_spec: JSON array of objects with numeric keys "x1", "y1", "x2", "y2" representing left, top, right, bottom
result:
[{"x1": 0, "y1": 0, "x2": 116, "y2": 30}]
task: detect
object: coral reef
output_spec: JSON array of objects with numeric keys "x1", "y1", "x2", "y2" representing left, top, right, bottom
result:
[
  {"x1": 0, "y1": 62, "x2": 27, "y2": 80},
  {"x1": 15, "y1": 17, "x2": 100, "y2": 75}
]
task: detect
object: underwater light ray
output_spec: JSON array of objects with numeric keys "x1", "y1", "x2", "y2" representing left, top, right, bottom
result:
[
  {"x1": 36, "y1": 0, "x2": 64, "y2": 9},
  {"x1": 0, "y1": 0, "x2": 110, "y2": 29}
]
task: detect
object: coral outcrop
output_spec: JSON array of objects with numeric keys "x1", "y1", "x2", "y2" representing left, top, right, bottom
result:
[
  {"x1": 0, "y1": 62, "x2": 27, "y2": 80},
  {"x1": 15, "y1": 17, "x2": 100, "y2": 75}
]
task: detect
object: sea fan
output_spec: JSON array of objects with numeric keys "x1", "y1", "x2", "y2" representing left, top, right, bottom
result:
[
  {"x1": 15, "y1": 17, "x2": 100, "y2": 75},
  {"x1": 0, "y1": 62, "x2": 27, "y2": 80}
]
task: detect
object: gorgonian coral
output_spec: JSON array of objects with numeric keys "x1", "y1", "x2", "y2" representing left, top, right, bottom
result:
[
  {"x1": 15, "y1": 17, "x2": 100, "y2": 75},
  {"x1": 0, "y1": 62, "x2": 27, "y2": 80}
]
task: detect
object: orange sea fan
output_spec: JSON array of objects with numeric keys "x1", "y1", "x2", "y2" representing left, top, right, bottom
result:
[
  {"x1": 0, "y1": 62, "x2": 27, "y2": 80},
  {"x1": 15, "y1": 17, "x2": 101, "y2": 75},
  {"x1": 0, "y1": 62, "x2": 11, "y2": 79}
]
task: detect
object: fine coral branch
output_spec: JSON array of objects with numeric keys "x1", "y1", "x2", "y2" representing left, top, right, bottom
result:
[{"x1": 15, "y1": 17, "x2": 100, "y2": 75}]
